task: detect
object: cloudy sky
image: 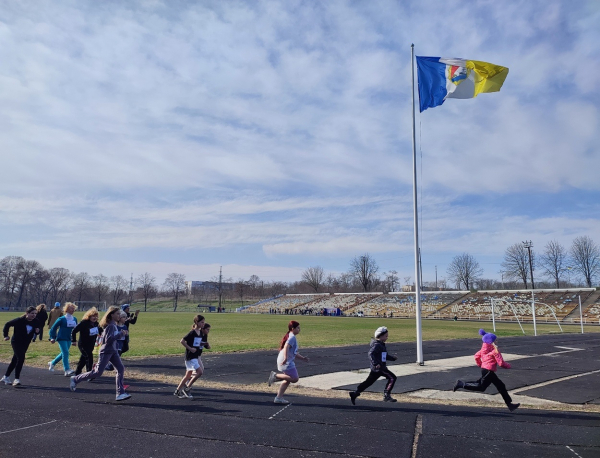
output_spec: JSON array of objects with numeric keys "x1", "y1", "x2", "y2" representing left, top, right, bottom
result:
[{"x1": 1, "y1": 0, "x2": 599, "y2": 285}]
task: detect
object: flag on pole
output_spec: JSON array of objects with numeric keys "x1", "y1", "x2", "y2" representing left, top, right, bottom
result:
[{"x1": 416, "y1": 56, "x2": 508, "y2": 112}]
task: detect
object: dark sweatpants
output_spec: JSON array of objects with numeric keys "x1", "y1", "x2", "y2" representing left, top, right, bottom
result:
[
  {"x1": 461, "y1": 368, "x2": 513, "y2": 405},
  {"x1": 5, "y1": 342, "x2": 29, "y2": 379},
  {"x1": 73, "y1": 351, "x2": 125, "y2": 396},
  {"x1": 75, "y1": 344, "x2": 95, "y2": 375},
  {"x1": 355, "y1": 367, "x2": 397, "y2": 394}
]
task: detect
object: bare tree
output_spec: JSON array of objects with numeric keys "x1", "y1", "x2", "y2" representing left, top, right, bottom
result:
[
  {"x1": 446, "y1": 253, "x2": 483, "y2": 290},
  {"x1": 538, "y1": 240, "x2": 568, "y2": 288},
  {"x1": 14, "y1": 259, "x2": 42, "y2": 308},
  {"x1": 301, "y1": 266, "x2": 325, "y2": 293},
  {"x1": 48, "y1": 267, "x2": 71, "y2": 304},
  {"x1": 71, "y1": 272, "x2": 91, "y2": 303},
  {"x1": 501, "y1": 243, "x2": 531, "y2": 288},
  {"x1": 383, "y1": 270, "x2": 399, "y2": 293},
  {"x1": 235, "y1": 279, "x2": 249, "y2": 306},
  {"x1": 0, "y1": 256, "x2": 24, "y2": 308},
  {"x1": 92, "y1": 274, "x2": 110, "y2": 304},
  {"x1": 163, "y1": 273, "x2": 186, "y2": 311},
  {"x1": 570, "y1": 236, "x2": 600, "y2": 287},
  {"x1": 110, "y1": 275, "x2": 128, "y2": 305},
  {"x1": 136, "y1": 272, "x2": 157, "y2": 312},
  {"x1": 350, "y1": 254, "x2": 379, "y2": 292}
]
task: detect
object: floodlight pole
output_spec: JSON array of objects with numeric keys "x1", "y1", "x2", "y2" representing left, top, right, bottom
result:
[
  {"x1": 411, "y1": 44, "x2": 424, "y2": 365},
  {"x1": 523, "y1": 240, "x2": 537, "y2": 336},
  {"x1": 579, "y1": 295, "x2": 584, "y2": 333},
  {"x1": 491, "y1": 298, "x2": 496, "y2": 332}
]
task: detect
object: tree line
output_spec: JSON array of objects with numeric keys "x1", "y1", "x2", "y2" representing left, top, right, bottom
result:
[{"x1": 446, "y1": 236, "x2": 600, "y2": 290}]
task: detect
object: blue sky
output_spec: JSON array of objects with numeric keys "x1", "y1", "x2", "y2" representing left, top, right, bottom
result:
[{"x1": 1, "y1": 0, "x2": 599, "y2": 284}]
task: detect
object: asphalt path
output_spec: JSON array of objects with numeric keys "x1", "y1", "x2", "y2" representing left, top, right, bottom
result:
[{"x1": 0, "y1": 333, "x2": 599, "y2": 457}]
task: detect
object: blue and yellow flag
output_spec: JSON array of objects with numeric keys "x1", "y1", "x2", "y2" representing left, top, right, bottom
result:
[{"x1": 416, "y1": 56, "x2": 508, "y2": 112}]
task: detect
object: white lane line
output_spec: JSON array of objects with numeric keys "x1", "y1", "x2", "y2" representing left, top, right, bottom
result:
[
  {"x1": 298, "y1": 348, "x2": 586, "y2": 390},
  {"x1": 555, "y1": 346, "x2": 584, "y2": 351},
  {"x1": 0, "y1": 420, "x2": 58, "y2": 435},
  {"x1": 512, "y1": 369, "x2": 600, "y2": 394},
  {"x1": 566, "y1": 445, "x2": 584, "y2": 458},
  {"x1": 269, "y1": 403, "x2": 291, "y2": 420}
]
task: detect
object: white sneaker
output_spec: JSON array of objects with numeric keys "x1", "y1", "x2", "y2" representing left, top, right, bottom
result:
[
  {"x1": 12, "y1": 379, "x2": 20, "y2": 386},
  {"x1": 48, "y1": 362, "x2": 55, "y2": 372},
  {"x1": 274, "y1": 397, "x2": 289, "y2": 404},
  {"x1": 116, "y1": 393, "x2": 131, "y2": 401},
  {"x1": 64, "y1": 370, "x2": 75, "y2": 376},
  {"x1": 268, "y1": 371, "x2": 277, "y2": 387},
  {"x1": 181, "y1": 389, "x2": 193, "y2": 400},
  {"x1": 1, "y1": 376, "x2": 12, "y2": 385},
  {"x1": 69, "y1": 376, "x2": 77, "y2": 392}
]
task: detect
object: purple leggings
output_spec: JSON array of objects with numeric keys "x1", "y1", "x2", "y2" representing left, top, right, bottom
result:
[{"x1": 73, "y1": 351, "x2": 125, "y2": 395}]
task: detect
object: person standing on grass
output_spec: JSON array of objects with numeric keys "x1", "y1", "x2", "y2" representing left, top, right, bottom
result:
[
  {"x1": 49, "y1": 302, "x2": 78, "y2": 376},
  {"x1": 2, "y1": 306, "x2": 41, "y2": 386},
  {"x1": 32, "y1": 304, "x2": 48, "y2": 342},
  {"x1": 69, "y1": 306, "x2": 131, "y2": 401},
  {"x1": 174, "y1": 315, "x2": 211, "y2": 399},
  {"x1": 453, "y1": 329, "x2": 520, "y2": 412},
  {"x1": 46, "y1": 302, "x2": 63, "y2": 340},
  {"x1": 349, "y1": 326, "x2": 398, "y2": 405},
  {"x1": 71, "y1": 307, "x2": 100, "y2": 375},
  {"x1": 267, "y1": 320, "x2": 309, "y2": 404},
  {"x1": 119, "y1": 304, "x2": 139, "y2": 356}
]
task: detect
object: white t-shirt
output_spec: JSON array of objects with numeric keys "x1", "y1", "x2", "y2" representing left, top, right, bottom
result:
[{"x1": 277, "y1": 333, "x2": 298, "y2": 370}]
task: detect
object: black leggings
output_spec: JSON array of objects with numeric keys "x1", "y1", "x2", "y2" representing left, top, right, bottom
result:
[
  {"x1": 461, "y1": 369, "x2": 513, "y2": 405},
  {"x1": 5, "y1": 342, "x2": 29, "y2": 379},
  {"x1": 356, "y1": 367, "x2": 397, "y2": 394},
  {"x1": 75, "y1": 344, "x2": 96, "y2": 375}
]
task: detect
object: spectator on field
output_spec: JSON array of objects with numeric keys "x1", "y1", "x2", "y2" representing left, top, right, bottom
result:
[
  {"x1": 47, "y1": 302, "x2": 63, "y2": 339},
  {"x1": 119, "y1": 304, "x2": 139, "y2": 356},
  {"x1": 32, "y1": 303, "x2": 48, "y2": 342}
]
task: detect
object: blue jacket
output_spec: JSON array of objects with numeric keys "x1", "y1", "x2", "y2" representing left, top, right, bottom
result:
[{"x1": 49, "y1": 315, "x2": 78, "y2": 341}]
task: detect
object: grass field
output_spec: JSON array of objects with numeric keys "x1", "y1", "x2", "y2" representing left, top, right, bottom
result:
[{"x1": 1, "y1": 311, "x2": 599, "y2": 365}]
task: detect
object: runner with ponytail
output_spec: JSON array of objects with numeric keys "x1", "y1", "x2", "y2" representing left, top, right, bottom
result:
[{"x1": 267, "y1": 320, "x2": 309, "y2": 404}]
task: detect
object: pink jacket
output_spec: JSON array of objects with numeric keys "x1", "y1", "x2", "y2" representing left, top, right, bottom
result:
[{"x1": 474, "y1": 343, "x2": 511, "y2": 372}]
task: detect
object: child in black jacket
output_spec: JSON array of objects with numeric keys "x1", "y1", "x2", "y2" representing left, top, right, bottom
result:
[
  {"x1": 350, "y1": 326, "x2": 398, "y2": 404},
  {"x1": 2, "y1": 306, "x2": 41, "y2": 386},
  {"x1": 71, "y1": 307, "x2": 101, "y2": 375}
]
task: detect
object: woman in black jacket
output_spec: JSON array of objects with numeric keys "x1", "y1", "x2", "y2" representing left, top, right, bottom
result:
[
  {"x1": 32, "y1": 303, "x2": 48, "y2": 342},
  {"x1": 72, "y1": 307, "x2": 101, "y2": 375},
  {"x1": 2, "y1": 306, "x2": 41, "y2": 386}
]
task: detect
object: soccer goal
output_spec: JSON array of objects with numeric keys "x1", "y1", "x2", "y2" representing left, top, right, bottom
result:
[{"x1": 73, "y1": 301, "x2": 107, "y2": 312}]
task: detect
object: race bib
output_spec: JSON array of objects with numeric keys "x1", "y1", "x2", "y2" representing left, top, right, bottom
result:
[
  {"x1": 89, "y1": 327, "x2": 99, "y2": 336},
  {"x1": 66, "y1": 320, "x2": 76, "y2": 328},
  {"x1": 26, "y1": 325, "x2": 33, "y2": 334},
  {"x1": 382, "y1": 352, "x2": 387, "y2": 362},
  {"x1": 193, "y1": 337, "x2": 202, "y2": 347}
]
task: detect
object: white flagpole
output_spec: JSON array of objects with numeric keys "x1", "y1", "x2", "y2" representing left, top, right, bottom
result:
[{"x1": 411, "y1": 44, "x2": 424, "y2": 365}]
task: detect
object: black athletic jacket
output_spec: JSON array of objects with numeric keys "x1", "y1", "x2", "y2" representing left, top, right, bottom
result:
[
  {"x1": 72, "y1": 320, "x2": 100, "y2": 348},
  {"x1": 3, "y1": 316, "x2": 41, "y2": 345},
  {"x1": 368, "y1": 338, "x2": 397, "y2": 371}
]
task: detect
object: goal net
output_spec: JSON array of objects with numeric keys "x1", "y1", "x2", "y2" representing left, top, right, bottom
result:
[{"x1": 73, "y1": 301, "x2": 107, "y2": 312}]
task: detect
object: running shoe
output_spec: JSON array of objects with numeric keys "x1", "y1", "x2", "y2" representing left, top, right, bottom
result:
[
  {"x1": 116, "y1": 393, "x2": 131, "y2": 401},
  {"x1": 64, "y1": 370, "x2": 75, "y2": 376},
  {"x1": 508, "y1": 403, "x2": 520, "y2": 412},
  {"x1": 268, "y1": 371, "x2": 277, "y2": 387},
  {"x1": 0, "y1": 376, "x2": 12, "y2": 385},
  {"x1": 180, "y1": 390, "x2": 194, "y2": 400},
  {"x1": 48, "y1": 362, "x2": 55, "y2": 372},
  {"x1": 349, "y1": 391, "x2": 357, "y2": 405},
  {"x1": 273, "y1": 397, "x2": 289, "y2": 404},
  {"x1": 183, "y1": 386, "x2": 192, "y2": 395},
  {"x1": 12, "y1": 379, "x2": 20, "y2": 386},
  {"x1": 69, "y1": 376, "x2": 77, "y2": 392}
]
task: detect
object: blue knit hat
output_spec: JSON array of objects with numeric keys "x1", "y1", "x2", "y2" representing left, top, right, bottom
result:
[
  {"x1": 121, "y1": 304, "x2": 130, "y2": 311},
  {"x1": 479, "y1": 328, "x2": 497, "y2": 344},
  {"x1": 54, "y1": 302, "x2": 60, "y2": 308}
]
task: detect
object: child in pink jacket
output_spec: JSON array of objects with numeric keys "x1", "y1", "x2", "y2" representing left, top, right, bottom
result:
[{"x1": 453, "y1": 329, "x2": 520, "y2": 412}]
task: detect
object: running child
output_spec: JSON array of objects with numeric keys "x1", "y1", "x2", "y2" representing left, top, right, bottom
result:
[
  {"x1": 32, "y1": 304, "x2": 48, "y2": 342},
  {"x1": 2, "y1": 306, "x2": 41, "y2": 386},
  {"x1": 349, "y1": 326, "x2": 398, "y2": 404},
  {"x1": 174, "y1": 315, "x2": 210, "y2": 399},
  {"x1": 71, "y1": 307, "x2": 100, "y2": 375},
  {"x1": 267, "y1": 320, "x2": 309, "y2": 404},
  {"x1": 453, "y1": 329, "x2": 520, "y2": 412},
  {"x1": 69, "y1": 306, "x2": 131, "y2": 401},
  {"x1": 49, "y1": 302, "x2": 78, "y2": 376}
]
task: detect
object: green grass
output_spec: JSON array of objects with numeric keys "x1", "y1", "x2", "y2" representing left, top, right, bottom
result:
[{"x1": 2, "y1": 311, "x2": 598, "y2": 363}]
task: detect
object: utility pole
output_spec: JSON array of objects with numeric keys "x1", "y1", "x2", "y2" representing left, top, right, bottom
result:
[
  {"x1": 435, "y1": 265, "x2": 437, "y2": 290},
  {"x1": 129, "y1": 273, "x2": 133, "y2": 305},
  {"x1": 218, "y1": 266, "x2": 222, "y2": 311},
  {"x1": 523, "y1": 241, "x2": 535, "y2": 289}
]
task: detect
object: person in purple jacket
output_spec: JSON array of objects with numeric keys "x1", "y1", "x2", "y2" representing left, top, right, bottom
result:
[{"x1": 69, "y1": 306, "x2": 131, "y2": 401}]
